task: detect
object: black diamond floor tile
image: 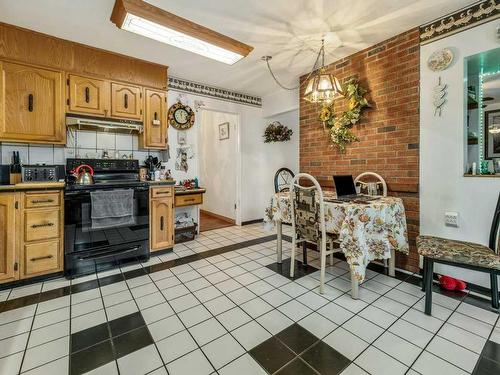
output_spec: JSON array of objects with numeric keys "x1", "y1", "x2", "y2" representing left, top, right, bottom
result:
[
  {"x1": 483, "y1": 340, "x2": 500, "y2": 364},
  {"x1": 463, "y1": 294, "x2": 498, "y2": 312},
  {"x1": 70, "y1": 339, "x2": 114, "y2": 375},
  {"x1": 0, "y1": 293, "x2": 41, "y2": 312},
  {"x1": 71, "y1": 279, "x2": 100, "y2": 294},
  {"x1": 275, "y1": 357, "x2": 319, "y2": 375},
  {"x1": 112, "y1": 326, "x2": 154, "y2": 359},
  {"x1": 71, "y1": 322, "x2": 110, "y2": 353},
  {"x1": 250, "y1": 337, "x2": 296, "y2": 374},
  {"x1": 38, "y1": 286, "x2": 71, "y2": 303},
  {"x1": 276, "y1": 324, "x2": 319, "y2": 354},
  {"x1": 98, "y1": 273, "x2": 125, "y2": 287},
  {"x1": 473, "y1": 356, "x2": 500, "y2": 375},
  {"x1": 301, "y1": 341, "x2": 351, "y2": 375},
  {"x1": 122, "y1": 268, "x2": 147, "y2": 280},
  {"x1": 109, "y1": 311, "x2": 146, "y2": 337},
  {"x1": 266, "y1": 258, "x2": 318, "y2": 281}
]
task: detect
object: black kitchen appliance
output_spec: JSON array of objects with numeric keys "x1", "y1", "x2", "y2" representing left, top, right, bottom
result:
[
  {"x1": 64, "y1": 158, "x2": 150, "y2": 278},
  {"x1": 22, "y1": 165, "x2": 59, "y2": 182}
]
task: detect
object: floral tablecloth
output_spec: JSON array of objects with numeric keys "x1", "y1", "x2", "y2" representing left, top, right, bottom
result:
[{"x1": 265, "y1": 191, "x2": 409, "y2": 282}]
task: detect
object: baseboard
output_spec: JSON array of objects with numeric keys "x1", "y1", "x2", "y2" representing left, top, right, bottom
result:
[
  {"x1": 242, "y1": 218, "x2": 263, "y2": 226},
  {"x1": 200, "y1": 209, "x2": 235, "y2": 224}
]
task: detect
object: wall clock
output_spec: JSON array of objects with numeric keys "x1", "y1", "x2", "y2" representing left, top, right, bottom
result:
[{"x1": 168, "y1": 102, "x2": 195, "y2": 130}]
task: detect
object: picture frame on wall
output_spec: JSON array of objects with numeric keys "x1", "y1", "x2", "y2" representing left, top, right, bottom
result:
[
  {"x1": 219, "y1": 122, "x2": 230, "y2": 140},
  {"x1": 177, "y1": 131, "x2": 187, "y2": 145},
  {"x1": 485, "y1": 109, "x2": 500, "y2": 159}
]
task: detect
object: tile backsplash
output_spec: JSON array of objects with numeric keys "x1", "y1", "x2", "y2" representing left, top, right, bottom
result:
[{"x1": 0, "y1": 130, "x2": 168, "y2": 166}]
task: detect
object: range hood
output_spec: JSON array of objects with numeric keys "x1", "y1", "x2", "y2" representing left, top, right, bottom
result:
[{"x1": 66, "y1": 115, "x2": 144, "y2": 134}]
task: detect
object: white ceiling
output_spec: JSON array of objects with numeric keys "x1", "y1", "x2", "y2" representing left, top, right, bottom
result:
[{"x1": 0, "y1": 0, "x2": 477, "y2": 97}]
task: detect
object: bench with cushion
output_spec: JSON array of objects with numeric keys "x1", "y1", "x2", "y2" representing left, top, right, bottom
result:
[{"x1": 417, "y1": 193, "x2": 500, "y2": 315}]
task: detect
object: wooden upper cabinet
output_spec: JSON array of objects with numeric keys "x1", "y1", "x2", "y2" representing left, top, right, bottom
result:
[
  {"x1": 0, "y1": 61, "x2": 65, "y2": 144},
  {"x1": 67, "y1": 74, "x2": 110, "y2": 117},
  {"x1": 140, "y1": 89, "x2": 167, "y2": 149},
  {"x1": 0, "y1": 193, "x2": 18, "y2": 283},
  {"x1": 111, "y1": 82, "x2": 143, "y2": 120}
]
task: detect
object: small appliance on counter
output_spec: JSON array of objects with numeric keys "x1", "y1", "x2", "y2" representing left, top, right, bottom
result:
[{"x1": 22, "y1": 165, "x2": 59, "y2": 182}]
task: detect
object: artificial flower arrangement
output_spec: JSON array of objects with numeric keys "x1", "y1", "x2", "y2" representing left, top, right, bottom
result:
[
  {"x1": 263, "y1": 121, "x2": 293, "y2": 143},
  {"x1": 319, "y1": 78, "x2": 371, "y2": 152}
]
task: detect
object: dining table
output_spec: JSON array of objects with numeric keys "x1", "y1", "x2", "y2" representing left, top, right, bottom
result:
[{"x1": 265, "y1": 191, "x2": 409, "y2": 298}]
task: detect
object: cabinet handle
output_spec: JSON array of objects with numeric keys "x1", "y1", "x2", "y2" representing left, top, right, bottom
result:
[
  {"x1": 28, "y1": 94, "x2": 34, "y2": 112},
  {"x1": 31, "y1": 199, "x2": 54, "y2": 204},
  {"x1": 184, "y1": 198, "x2": 196, "y2": 202},
  {"x1": 31, "y1": 222, "x2": 55, "y2": 228},
  {"x1": 14, "y1": 262, "x2": 18, "y2": 271},
  {"x1": 154, "y1": 112, "x2": 158, "y2": 120},
  {"x1": 124, "y1": 93, "x2": 128, "y2": 109},
  {"x1": 85, "y1": 87, "x2": 90, "y2": 103},
  {"x1": 160, "y1": 216, "x2": 164, "y2": 231},
  {"x1": 30, "y1": 255, "x2": 53, "y2": 262}
]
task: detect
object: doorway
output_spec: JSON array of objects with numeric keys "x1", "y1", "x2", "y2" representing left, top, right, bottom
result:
[{"x1": 198, "y1": 109, "x2": 240, "y2": 232}]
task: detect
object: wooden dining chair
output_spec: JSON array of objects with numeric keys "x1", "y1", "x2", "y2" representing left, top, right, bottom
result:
[
  {"x1": 289, "y1": 173, "x2": 340, "y2": 293},
  {"x1": 418, "y1": 192, "x2": 500, "y2": 315}
]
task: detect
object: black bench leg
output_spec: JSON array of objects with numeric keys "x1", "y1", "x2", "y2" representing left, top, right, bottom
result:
[
  {"x1": 421, "y1": 257, "x2": 427, "y2": 292},
  {"x1": 491, "y1": 272, "x2": 499, "y2": 310},
  {"x1": 302, "y1": 242, "x2": 307, "y2": 266},
  {"x1": 424, "y1": 259, "x2": 433, "y2": 315}
]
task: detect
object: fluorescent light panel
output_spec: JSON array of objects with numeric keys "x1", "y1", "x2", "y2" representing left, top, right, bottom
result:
[{"x1": 122, "y1": 13, "x2": 243, "y2": 65}]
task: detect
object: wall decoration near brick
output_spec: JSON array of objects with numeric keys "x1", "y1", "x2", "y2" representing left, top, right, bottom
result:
[{"x1": 299, "y1": 28, "x2": 420, "y2": 272}]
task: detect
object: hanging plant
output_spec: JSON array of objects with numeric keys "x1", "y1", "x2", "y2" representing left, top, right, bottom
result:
[
  {"x1": 319, "y1": 78, "x2": 371, "y2": 152},
  {"x1": 263, "y1": 121, "x2": 293, "y2": 143}
]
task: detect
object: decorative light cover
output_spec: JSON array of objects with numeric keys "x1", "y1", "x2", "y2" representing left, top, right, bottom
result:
[
  {"x1": 111, "y1": 0, "x2": 253, "y2": 65},
  {"x1": 303, "y1": 69, "x2": 343, "y2": 103}
]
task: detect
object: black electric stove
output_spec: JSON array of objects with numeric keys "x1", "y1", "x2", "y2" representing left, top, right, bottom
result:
[{"x1": 64, "y1": 158, "x2": 150, "y2": 278}]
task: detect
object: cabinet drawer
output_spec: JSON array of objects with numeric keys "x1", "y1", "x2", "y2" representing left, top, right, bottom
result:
[
  {"x1": 175, "y1": 193, "x2": 203, "y2": 207},
  {"x1": 23, "y1": 240, "x2": 60, "y2": 277},
  {"x1": 151, "y1": 187, "x2": 173, "y2": 198},
  {"x1": 25, "y1": 192, "x2": 60, "y2": 208},
  {"x1": 25, "y1": 209, "x2": 60, "y2": 242}
]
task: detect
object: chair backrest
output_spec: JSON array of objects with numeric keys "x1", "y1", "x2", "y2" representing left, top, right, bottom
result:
[
  {"x1": 274, "y1": 167, "x2": 295, "y2": 193},
  {"x1": 488, "y1": 192, "x2": 500, "y2": 254},
  {"x1": 354, "y1": 172, "x2": 388, "y2": 196},
  {"x1": 289, "y1": 173, "x2": 326, "y2": 243}
]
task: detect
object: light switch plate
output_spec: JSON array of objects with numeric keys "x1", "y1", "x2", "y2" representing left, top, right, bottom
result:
[{"x1": 445, "y1": 211, "x2": 458, "y2": 227}]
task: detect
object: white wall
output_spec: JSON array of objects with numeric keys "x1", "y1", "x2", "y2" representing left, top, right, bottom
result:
[
  {"x1": 420, "y1": 20, "x2": 500, "y2": 287},
  {"x1": 262, "y1": 89, "x2": 299, "y2": 118},
  {"x1": 198, "y1": 110, "x2": 238, "y2": 220}
]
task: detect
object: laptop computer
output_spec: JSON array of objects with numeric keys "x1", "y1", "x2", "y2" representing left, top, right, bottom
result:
[{"x1": 332, "y1": 175, "x2": 379, "y2": 202}]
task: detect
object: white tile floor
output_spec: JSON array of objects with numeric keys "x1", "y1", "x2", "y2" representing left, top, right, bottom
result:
[{"x1": 0, "y1": 223, "x2": 498, "y2": 375}]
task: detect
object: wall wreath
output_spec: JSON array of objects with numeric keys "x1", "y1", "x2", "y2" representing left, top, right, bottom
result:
[
  {"x1": 263, "y1": 121, "x2": 293, "y2": 143},
  {"x1": 318, "y1": 78, "x2": 371, "y2": 152}
]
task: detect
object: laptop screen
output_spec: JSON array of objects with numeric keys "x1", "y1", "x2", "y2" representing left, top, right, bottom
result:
[{"x1": 333, "y1": 175, "x2": 357, "y2": 197}]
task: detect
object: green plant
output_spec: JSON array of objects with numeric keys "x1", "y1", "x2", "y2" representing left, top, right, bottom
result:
[
  {"x1": 263, "y1": 121, "x2": 293, "y2": 143},
  {"x1": 319, "y1": 78, "x2": 371, "y2": 151}
]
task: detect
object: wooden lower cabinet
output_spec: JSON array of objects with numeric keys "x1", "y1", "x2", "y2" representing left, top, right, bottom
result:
[
  {"x1": 0, "y1": 190, "x2": 64, "y2": 284},
  {"x1": 0, "y1": 193, "x2": 18, "y2": 282},
  {"x1": 150, "y1": 187, "x2": 174, "y2": 252}
]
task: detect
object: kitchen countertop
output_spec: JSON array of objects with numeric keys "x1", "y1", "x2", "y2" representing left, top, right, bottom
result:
[
  {"x1": 0, "y1": 181, "x2": 65, "y2": 191},
  {"x1": 147, "y1": 179, "x2": 176, "y2": 186},
  {"x1": 174, "y1": 187, "x2": 206, "y2": 195}
]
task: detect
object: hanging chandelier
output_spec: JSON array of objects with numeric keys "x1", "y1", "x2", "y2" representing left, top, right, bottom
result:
[{"x1": 262, "y1": 39, "x2": 343, "y2": 103}]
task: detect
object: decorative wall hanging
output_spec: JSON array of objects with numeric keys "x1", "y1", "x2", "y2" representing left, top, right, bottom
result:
[
  {"x1": 219, "y1": 122, "x2": 230, "y2": 140},
  {"x1": 175, "y1": 145, "x2": 194, "y2": 173},
  {"x1": 263, "y1": 121, "x2": 293, "y2": 143},
  {"x1": 433, "y1": 77, "x2": 447, "y2": 116},
  {"x1": 168, "y1": 101, "x2": 195, "y2": 130},
  {"x1": 177, "y1": 131, "x2": 187, "y2": 145},
  {"x1": 319, "y1": 78, "x2": 370, "y2": 152},
  {"x1": 427, "y1": 48, "x2": 454, "y2": 71}
]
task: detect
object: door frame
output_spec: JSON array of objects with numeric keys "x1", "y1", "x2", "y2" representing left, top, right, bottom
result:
[{"x1": 197, "y1": 108, "x2": 242, "y2": 226}]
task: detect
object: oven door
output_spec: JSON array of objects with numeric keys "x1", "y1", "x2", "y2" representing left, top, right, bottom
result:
[{"x1": 64, "y1": 186, "x2": 150, "y2": 277}]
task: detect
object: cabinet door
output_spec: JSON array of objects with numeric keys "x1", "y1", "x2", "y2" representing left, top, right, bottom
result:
[
  {"x1": 0, "y1": 61, "x2": 65, "y2": 144},
  {"x1": 150, "y1": 197, "x2": 174, "y2": 251},
  {"x1": 110, "y1": 82, "x2": 142, "y2": 120},
  {"x1": 140, "y1": 89, "x2": 167, "y2": 149},
  {"x1": 67, "y1": 74, "x2": 110, "y2": 117},
  {"x1": 0, "y1": 193, "x2": 18, "y2": 283}
]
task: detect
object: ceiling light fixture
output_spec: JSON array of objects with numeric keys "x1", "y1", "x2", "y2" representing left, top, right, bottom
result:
[
  {"x1": 111, "y1": 0, "x2": 253, "y2": 65},
  {"x1": 263, "y1": 39, "x2": 343, "y2": 103}
]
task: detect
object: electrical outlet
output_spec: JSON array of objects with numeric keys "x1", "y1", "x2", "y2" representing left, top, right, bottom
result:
[{"x1": 445, "y1": 212, "x2": 458, "y2": 227}]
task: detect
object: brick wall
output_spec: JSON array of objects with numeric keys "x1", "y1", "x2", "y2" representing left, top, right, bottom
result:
[{"x1": 299, "y1": 28, "x2": 420, "y2": 272}]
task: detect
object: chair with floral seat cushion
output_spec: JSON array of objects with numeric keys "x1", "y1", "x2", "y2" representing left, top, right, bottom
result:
[
  {"x1": 418, "y1": 193, "x2": 500, "y2": 315},
  {"x1": 289, "y1": 173, "x2": 341, "y2": 294}
]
